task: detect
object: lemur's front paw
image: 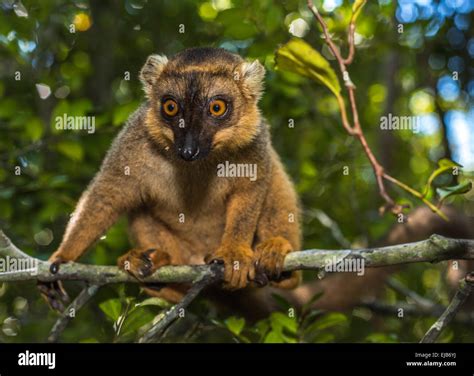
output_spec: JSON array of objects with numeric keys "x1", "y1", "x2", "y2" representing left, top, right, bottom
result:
[
  {"x1": 118, "y1": 248, "x2": 171, "y2": 280},
  {"x1": 205, "y1": 244, "x2": 255, "y2": 290},
  {"x1": 254, "y1": 236, "x2": 299, "y2": 288}
]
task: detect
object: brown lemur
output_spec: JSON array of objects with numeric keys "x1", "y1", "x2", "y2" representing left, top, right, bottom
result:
[{"x1": 39, "y1": 47, "x2": 302, "y2": 310}]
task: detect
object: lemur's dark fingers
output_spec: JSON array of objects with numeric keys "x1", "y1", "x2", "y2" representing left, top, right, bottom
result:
[
  {"x1": 253, "y1": 272, "x2": 269, "y2": 287},
  {"x1": 118, "y1": 248, "x2": 171, "y2": 280},
  {"x1": 37, "y1": 281, "x2": 70, "y2": 313},
  {"x1": 206, "y1": 244, "x2": 254, "y2": 290}
]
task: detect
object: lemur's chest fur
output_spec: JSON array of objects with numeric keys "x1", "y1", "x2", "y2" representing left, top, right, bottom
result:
[{"x1": 138, "y1": 151, "x2": 239, "y2": 258}]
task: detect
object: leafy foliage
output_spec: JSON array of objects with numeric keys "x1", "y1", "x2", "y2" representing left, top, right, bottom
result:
[{"x1": 0, "y1": 0, "x2": 473, "y2": 343}]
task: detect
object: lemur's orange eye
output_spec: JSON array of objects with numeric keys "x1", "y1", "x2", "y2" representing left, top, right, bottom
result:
[
  {"x1": 209, "y1": 99, "x2": 227, "y2": 117},
  {"x1": 162, "y1": 99, "x2": 179, "y2": 117}
]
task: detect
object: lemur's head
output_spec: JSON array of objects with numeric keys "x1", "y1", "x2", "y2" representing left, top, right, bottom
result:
[{"x1": 140, "y1": 47, "x2": 265, "y2": 161}]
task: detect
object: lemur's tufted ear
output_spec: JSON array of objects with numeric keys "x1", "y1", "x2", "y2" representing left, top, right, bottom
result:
[
  {"x1": 139, "y1": 54, "x2": 168, "y2": 97},
  {"x1": 234, "y1": 59, "x2": 265, "y2": 101}
]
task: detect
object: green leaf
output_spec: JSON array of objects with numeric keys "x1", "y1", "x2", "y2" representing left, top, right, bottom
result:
[
  {"x1": 352, "y1": 0, "x2": 367, "y2": 22},
  {"x1": 113, "y1": 102, "x2": 139, "y2": 126},
  {"x1": 305, "y1": 312, "x2": 348, "y2": 334},
  {"x1": 271, "y1": 293, "x2": 292, "y2": 311},
  {"x1": 119, "y1": 307, "x2": 155, "y2": 337},
  {"x1": 217, "y1": 9, "x2": 258, "y2": 39},
  {"x1": 99, "y1": 298, "x2": 122, "y2": 322},
  {"x1": 56, "y1": 140, "x2": 84, "y2": 161},
  {"x1": 135, "y1": 297, "x2": 171, "y2": 309},
  {"x1": 25, "y1": 118, "x2": 44, "y2": 141},
  {"x1": 423, "y1": 158, "x2": 462, "y2": 195},
  {"x1": 254, "y1": 320, "x2": 270, "y2": 340},
  {"x1": 436, "y1": 181, "x2": 472, "y2": 204},
  {"x1": 275, "y1": 39, "x2": 341, "y2": 97},
  {"x1": 264, "y1": 331, "x2": 285, "y2": 343},
  {"x1": 270, "y1": 312, "x2": 297, "y2": 334},
  {"x1": 225, "y1": 316, "x2": 246, "y2": 336},
  {"x1": 301, "y1": 292, "x2": 324, "y2": 315}
]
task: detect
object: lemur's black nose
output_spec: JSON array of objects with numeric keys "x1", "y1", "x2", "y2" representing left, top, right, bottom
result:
[
  {"x1": 179, "y1": 132, "x2": 200, "y2": 161},
  {"x1": 181, "y1": 147, "x2": 198, "y2": 161}
]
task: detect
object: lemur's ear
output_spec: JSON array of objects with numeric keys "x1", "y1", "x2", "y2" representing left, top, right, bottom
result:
[
  {"x1": 235, "y1": 59, "x2": 265, "y2": 101},
  {"x1": 140, "y1": 54, "x2": 168, "y2": 97}
]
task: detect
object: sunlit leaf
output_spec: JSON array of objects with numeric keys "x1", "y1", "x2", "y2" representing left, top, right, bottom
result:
[
  {"x1": 225, "y1": 316, "x2": 246, "y2": 336},
  {"x1": 263, "y1": 331, "x2": 285, "y2": 343},
  {"x1": 270, "y1": 312, "x2": 297, "y2": 334},
  {"x1": 99, "y1": 299, "x2": 122, "y2": 322},
  {"x1": 351, "y1": 0, "x2": 367, "y2": 22},
  {"x1": 275, "y1": 39, "x2": 341, "y2": 97}
]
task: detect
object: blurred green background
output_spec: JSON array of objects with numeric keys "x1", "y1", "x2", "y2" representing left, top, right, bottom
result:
[{"x1": 0, "y1": 0, "x2": 473, "y2": 343}]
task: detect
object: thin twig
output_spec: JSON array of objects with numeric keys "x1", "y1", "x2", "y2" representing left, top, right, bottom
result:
[
  {"x1": 307, "y1": 0, "x2": 398, "y2": 213},
  {"x1": 138, "y1": 269, "x2": 221, "y2": 343},
  {"x1": 386, "y1": 277, "x2": 436, "y2": 310},
  {"x1": 361, "y1": 301, "x2": 474, "y2": 326},
  {"x1": 420, "y1": 273, "x2": 474, "y2": 343},
  {"x1": 306, "y1": 0, "x2": 449, "y2": 219},
  {"x1": 47, "y1": 284, "x2": 102, "y2": 343}
]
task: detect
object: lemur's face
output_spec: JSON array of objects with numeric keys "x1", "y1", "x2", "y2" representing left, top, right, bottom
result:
[{"x1": 141, "y1": 48, "x2": 265, "y2": 161}]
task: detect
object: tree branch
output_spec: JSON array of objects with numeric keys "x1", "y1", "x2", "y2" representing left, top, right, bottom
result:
[
  {"x1": 420, "y1": 273, "x2": 474, "y2": 343},
  {"x1": 386, "y1": 277, "x2": 436, "y2": 310},
  {"x1": 138, "y1": 270, "x2": 221, "y2": 343},
  {"x1": 1, "y1": 231, "x2": 473, "y2": 285},
  {"x1": 2, "y1": 230, "x2": 473, "y2": 341},
  {"x1": 48, "y1": 284, "x2": 102, "y2": 343},
  {"x1": 360, "y1": 300, "x2": 474, "y2": 326}
]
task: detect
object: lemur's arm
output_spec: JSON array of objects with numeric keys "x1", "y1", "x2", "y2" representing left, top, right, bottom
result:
[
  {"x1": 49, "y1": 126, "x2": 144, "y2": 267},
  {"x1": 49, "y1": 171, "x2": 139, "y2": 265},
  {"x1": 206, "y1": 173, "x2": 268, "y2": 290}
]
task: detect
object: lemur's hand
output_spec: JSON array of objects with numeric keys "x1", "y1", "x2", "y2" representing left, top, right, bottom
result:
[
  {"x1": 206, "y1": 243, "x2": 255, "y2": 290},
  {"x1": 118, "y1": 248, "x2": 171, "y2": 280},
  {"x1": 37, "y1": 256, "x2": 70, "y2": 312},
  {"x1": 254, "y1": 236, "x2": 301, "y2": 289}
]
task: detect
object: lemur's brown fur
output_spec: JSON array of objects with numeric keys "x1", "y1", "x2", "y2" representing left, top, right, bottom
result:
[{"x1": 40, "y1": 48, "x2": 301, "y2": 309}]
